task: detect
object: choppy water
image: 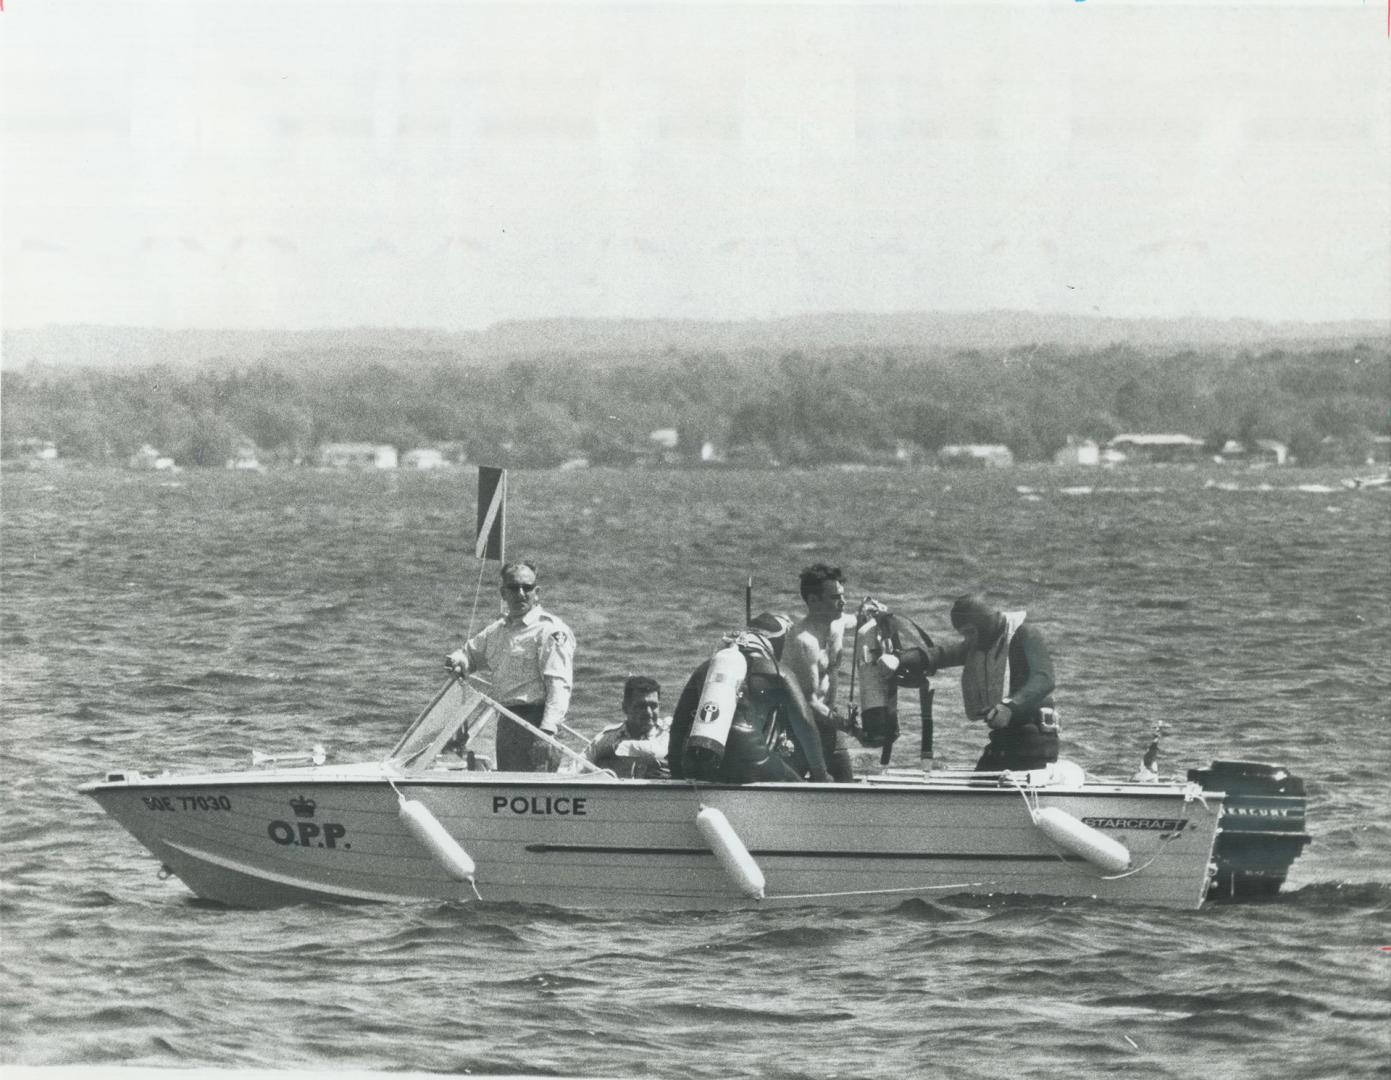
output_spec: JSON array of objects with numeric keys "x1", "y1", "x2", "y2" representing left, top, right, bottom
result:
[{"x1": 2, "y1": 465, "x2": 1388, "y2": 1079}]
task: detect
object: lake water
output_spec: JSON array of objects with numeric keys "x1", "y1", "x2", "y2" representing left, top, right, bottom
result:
[{"x1": 1, "y1": 465, "x2": 1388, "y2": 1079}]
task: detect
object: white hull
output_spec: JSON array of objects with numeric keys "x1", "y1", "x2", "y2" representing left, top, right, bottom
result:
[{"x1": 82, "y1": 764, "x2": 1223, "y2": 910}]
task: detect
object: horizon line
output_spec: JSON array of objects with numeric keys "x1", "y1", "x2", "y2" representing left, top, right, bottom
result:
[{"x1": 5, "y1": 308, "x2": 1391, "y2": 336}]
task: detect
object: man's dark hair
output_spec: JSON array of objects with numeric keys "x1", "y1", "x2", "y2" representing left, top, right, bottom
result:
[
  {"x1": 950, "y1": 593, "x2": 998, "y2": 629},
  {"x1": 799, "y1": 563, "x2": 845, "y2": 601},
  {"x1": 623, "y1": 675, "x2": 661, "y2": 704},
  {"x1": 500, "y1": 560, "x2": 537, "y2": 581}
]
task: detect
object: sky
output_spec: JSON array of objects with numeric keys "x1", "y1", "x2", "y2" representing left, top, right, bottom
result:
[{"x1": 2, "y1": 0, "x2": 1388, "y2": 332}]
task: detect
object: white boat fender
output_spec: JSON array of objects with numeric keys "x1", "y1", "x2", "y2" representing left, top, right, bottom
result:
[
  {"x1": 398, "y1": 796, "x2": 477, "y2": 883},
  {"x1": 685, "y1": 645, "x2": 748, "y2": 762},
  {"x1": 696, "y1": 805, "x2": 765, "y2": 900},
  {"x1": 1032, "y1": 805, "x2": 1131, "y2": 874}
]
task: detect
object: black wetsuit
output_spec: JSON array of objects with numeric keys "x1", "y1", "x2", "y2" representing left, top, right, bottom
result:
[
  {"x1": 668, "y1": 652, "x2": 830, "y2": 783},
  {"x1": 926, "y1": 623, "x2": 1058, "y2": 771}
]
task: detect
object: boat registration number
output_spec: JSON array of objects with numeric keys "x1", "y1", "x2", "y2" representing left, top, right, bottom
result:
[{"x1": 142, "y1": 795, "x2": 233, "y2": 812}]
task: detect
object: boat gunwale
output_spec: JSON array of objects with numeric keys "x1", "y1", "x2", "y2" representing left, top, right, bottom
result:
[{"x1": 79, "y1": 769, "x2": 1228, "y2": 802}]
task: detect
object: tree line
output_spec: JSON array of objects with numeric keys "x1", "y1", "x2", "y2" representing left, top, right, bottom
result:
[{"x1": 2, "y1": 340, "x2": 1387, "y2": 468}]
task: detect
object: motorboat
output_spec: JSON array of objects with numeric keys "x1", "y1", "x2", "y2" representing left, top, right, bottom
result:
[{"x1": 80, "y1": 678, "x2": 1310, "y2": 911}]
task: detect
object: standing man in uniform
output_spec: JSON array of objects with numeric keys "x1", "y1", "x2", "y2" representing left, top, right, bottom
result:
[
  {"x1": 785, "y1": 563, "x2": 856, "y2": 781},
  {"x1": 445, "y1": 560, "x2": 575, "y2": 772}
]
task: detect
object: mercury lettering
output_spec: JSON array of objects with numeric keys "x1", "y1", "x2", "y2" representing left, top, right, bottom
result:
[{"x1": 492, "y1": 795, "x2": 588, "y2": 816}]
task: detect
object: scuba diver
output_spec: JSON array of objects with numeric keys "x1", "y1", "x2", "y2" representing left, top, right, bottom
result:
[
  {"x1": 922, "y1": 594, "x2": 1059, "y2": 773},
  {"x1": 667, "y1": 612, "x2": 833, "y2": 783}
]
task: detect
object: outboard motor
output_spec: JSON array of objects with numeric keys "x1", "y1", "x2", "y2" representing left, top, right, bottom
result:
[{"x1": 1188, "y1": 760, "x2": 1312, "y2": 901}]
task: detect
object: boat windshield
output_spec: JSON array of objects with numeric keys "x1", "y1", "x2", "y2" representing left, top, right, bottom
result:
[{"x1": 386, "y1": 678, "x2": 499, "y2": 772}]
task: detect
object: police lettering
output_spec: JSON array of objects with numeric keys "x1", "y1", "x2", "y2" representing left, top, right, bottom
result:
[
  {"x1": 491, "y1": 795, "x2": 588, "y2": 816},
  {"x1": 267, "y1": 820, "x2": 350, "y2": 849}
]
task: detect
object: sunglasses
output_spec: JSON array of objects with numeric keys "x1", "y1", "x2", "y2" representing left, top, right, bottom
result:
[{"x1": 503, "y1": 582, "x2": 537, "y2": 594}]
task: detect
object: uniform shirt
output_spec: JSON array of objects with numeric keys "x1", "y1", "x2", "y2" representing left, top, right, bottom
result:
[
  {"x1": 786, "y1": 614, "x2": 852, "y2": 730},
  {"x1": 586, "y1": 717, "x2": 671, "y2": 778},
  {"x1": 453, "y1": 606, "x2": 574, "y2": 730}
]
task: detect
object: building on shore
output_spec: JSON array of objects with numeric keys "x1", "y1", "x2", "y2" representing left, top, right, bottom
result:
[
  {"x1": 9, "y1": 439, "x2": 61, "y2": 469},
  {"x1": 1217, "y1": 439, "x2": 1289, "y2": 466},
  {"x1": 1106, "y1": 433, "x2": 1206, "y2": 464},
  {"x1": 937, "y1": 443, "x2": 1014, "y2": 468},
  {"x1": 318, "y1": 443, "x2": 398, "y2": 469},
  {"x1": 1053, "y1": 438, "x2": 1100, "y2": 466},
  {"x1": 226, "y1": 444, "x2": 264, "y2": 471},
  {"x1": 129, "y1": 444, "x2": 178, "y2": 471},
  {"x1": 402, "y1": 448, "x2": 449, "y2": 469}
]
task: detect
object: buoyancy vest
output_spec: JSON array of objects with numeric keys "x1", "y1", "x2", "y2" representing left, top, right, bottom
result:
[
  {"x1": 851, "y1": 609, "x2": 934, "y2": 748},
  {"x1": 961, "y1": 610, "x2": 1027, "y2": 720}
]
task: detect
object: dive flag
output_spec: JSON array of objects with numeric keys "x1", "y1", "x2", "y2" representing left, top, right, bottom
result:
[{"x1": 475, "y1": 466, "x2": 507, "y2": 561}]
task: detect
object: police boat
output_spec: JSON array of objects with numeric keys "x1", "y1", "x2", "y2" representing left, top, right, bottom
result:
[{"x1": 80, "y1": 665, "x2": 1310, "y2": 911}]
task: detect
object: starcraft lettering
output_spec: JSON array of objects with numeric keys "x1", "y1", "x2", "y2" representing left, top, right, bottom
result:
[{"x1": 1083, "y1": 817, "x2": 1188, "y2": 832}]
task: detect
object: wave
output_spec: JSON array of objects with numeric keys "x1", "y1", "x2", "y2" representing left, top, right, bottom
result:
[
  {"x1": 187, "y1": 670, "x2": 274, "y2": 687},
  {"x1": 712, "y1": 923, "x2": 857, "y2": 952},
  {"x1": 84, "y1": 1004, "x2": 184, "y2": 1028},
  {"x1": 1276, "y1": 880, "x2": 1391, "y2": 910},
  {"x1": 655, "y1": 999, "x2": 858, "y2": 1025}
]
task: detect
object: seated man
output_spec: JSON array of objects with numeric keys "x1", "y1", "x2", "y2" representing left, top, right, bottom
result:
[{"x1": 586, "y1": 675, "x2": 671, "y2": 778}]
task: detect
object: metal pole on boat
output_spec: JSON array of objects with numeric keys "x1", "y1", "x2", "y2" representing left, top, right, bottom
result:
[
  {"x1": 920, "y1": 684, "x2": 934, "y2": 770},
  {"x1": 846, "y1": 616, "x2": 861, "y2": 737}
]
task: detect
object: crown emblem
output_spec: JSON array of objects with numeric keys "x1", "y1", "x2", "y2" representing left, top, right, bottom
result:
[{"x1": 289, "y1": 796, "x2": 316, "y2": 818}]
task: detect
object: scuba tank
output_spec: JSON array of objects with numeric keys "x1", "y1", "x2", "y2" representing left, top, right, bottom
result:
[
  {"x1": 681, "y1": 645, "x2": 748, "y2": 780},
  {"x1": 676, "y1": 622, "x2": 830, "y2": 784},
  {"x1": 851, "y1": 602, "x2": 934, "y2": 762}
]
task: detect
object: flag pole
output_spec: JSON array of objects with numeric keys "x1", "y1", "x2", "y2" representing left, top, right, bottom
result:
[
  {"x1": 467, "y1": 466, "x2": 508, "y2": 637},
  {"x1": 475, "y1": 466, "x2": 507, "y2": 563}
]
